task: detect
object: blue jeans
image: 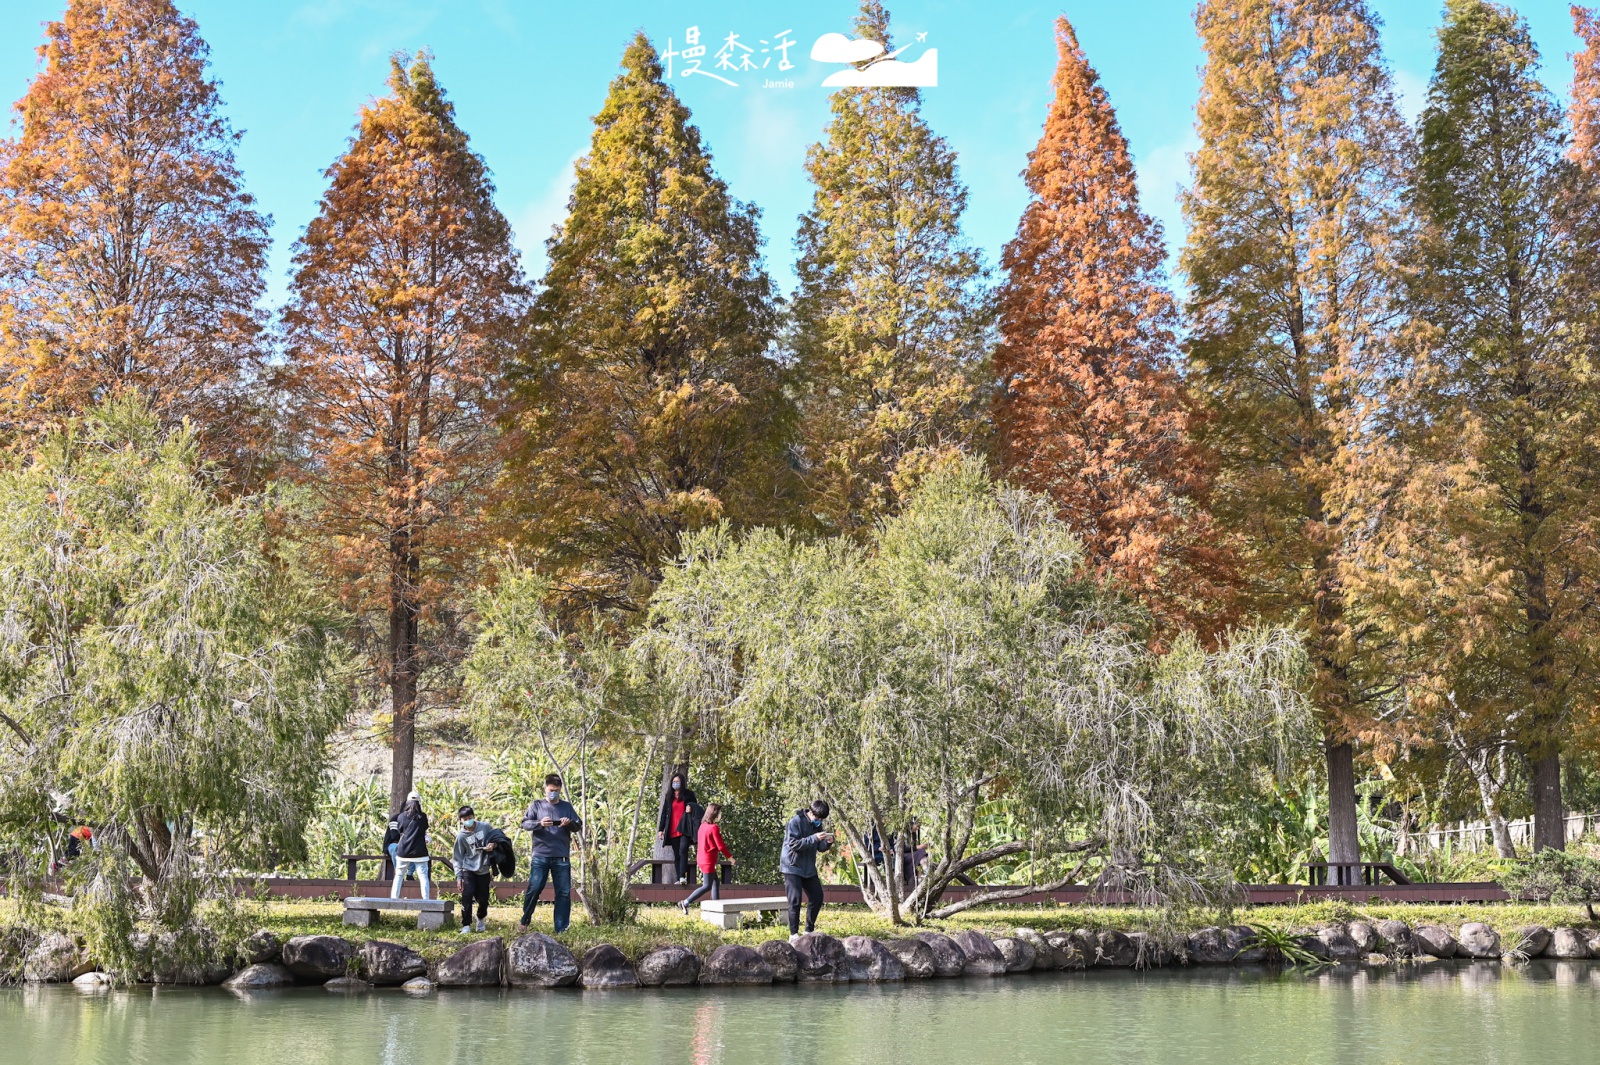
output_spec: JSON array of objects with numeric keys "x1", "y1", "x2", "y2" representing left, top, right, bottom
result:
[
  {"x1": 391, "y1": 857, "x2": 432, "y2": 899},
  {"x1": 521, "y1": 856, "x2": 572, "y2": 931}
]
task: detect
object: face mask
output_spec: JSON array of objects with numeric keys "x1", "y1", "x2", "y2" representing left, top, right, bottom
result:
[
  {"x1": 545, "y1": 790, "x2": 560, "y2": 801},
  {"x1": 461, "y1": 820, "x2": 475, "y2": 831}
]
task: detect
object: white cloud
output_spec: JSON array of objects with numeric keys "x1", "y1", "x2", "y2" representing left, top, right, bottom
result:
[
  {"x1": 512, "y1": 150, "x2": 582, "y2": 276},
  {"x1": 810, "y1": 32, "x2": 885, "y2": 65}
]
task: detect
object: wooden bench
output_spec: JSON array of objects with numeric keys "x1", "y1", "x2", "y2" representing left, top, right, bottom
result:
[
  {"x1": 342, "y1": 896, "x2": 456, "y2": 931},
  {"x1": 626, "y1": 858, "x2": 734, "y2": 885},
  {"x1": 1306, "y1": 861, "x2": 1413, "y2": 886},
  {"x1": 341, "y1": 854, "x2": 453, "y2": 884},
  {"x1": 699, "y1": 895, "x2": 788, "y2": 930}
]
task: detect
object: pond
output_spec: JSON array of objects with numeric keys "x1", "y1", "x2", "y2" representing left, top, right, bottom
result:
[{"x1": 6, "y1": 962, "x2": 1598, "y2": 1065}]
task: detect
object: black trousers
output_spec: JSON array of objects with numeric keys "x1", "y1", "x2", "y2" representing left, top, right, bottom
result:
[
  {"x1": 460, "y1": 870, "x2": 492, "y2": 926},
  {"x1": 783, "y1": 872, "x2": 825, "y2": 935},
  {"x1": 684, "y1": 869, "x2": 721, "y2": 906},
  {"x1": 667, "y1": 834, "x2": 690, "y2": 881}
]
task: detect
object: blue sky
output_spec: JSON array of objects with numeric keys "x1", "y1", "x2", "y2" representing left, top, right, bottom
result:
[{"x1": 0, "y1": 1, "x2": 1583, "y2": 304}]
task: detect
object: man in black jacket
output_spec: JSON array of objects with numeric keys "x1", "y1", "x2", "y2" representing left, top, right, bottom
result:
[{"x1": 779, "y1": 800, "x2": 834, "y2": 937}]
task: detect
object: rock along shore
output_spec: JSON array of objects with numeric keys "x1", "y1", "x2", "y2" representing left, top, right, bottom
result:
[{"x1": 22, "y1": 918, "x2": 1600, "y2": 990}]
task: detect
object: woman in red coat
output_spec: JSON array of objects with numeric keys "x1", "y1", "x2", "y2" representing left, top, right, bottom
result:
[{"x1": 679, "y1": 802, "x2": 734, "y2": 912}]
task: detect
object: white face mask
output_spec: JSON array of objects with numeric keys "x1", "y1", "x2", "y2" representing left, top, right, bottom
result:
[{"x1": 545, "y1": 790, "x2": 560, "y2": 801}]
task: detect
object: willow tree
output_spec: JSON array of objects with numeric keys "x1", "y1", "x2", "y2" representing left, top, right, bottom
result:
[
  {"x1": 1181, "y1": 0, "x2": 1408, "y2": 878},
  {"x1": 647, "y1": 458, "x2": 1307, "y2": 924},
  {"x1": 1349, "y1": 0, "x2": 1599, "y2": 854},
  {"x1": 791, "y1": 1, "x2": 990, "y2": 535},
  {"x1": 0, "y1": 0, "x2": 268, "y2": 452},
  {"x1": 995, "y1": 17, "x2": 1229, "y2": 636},
  {"x1": 505, "y1": 35, "x2": 794, "y2": 617},
  {"x1": 0, "y1": 398, "x2": 347, "y2": 929},
  {"x1": 283, "y1": 54, "x2": 524, "y2": 816}
]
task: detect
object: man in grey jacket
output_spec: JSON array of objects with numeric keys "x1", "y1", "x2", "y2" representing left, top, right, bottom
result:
[
  {"x1": 519, "y1": 773, "x2": 583, "y2": 933},
  {"x1": 452, "y1": 806, "x2": 499, "y2": 933},
  {"x1": 779, "y1": 800, "x2": 834, "y2": 937}
]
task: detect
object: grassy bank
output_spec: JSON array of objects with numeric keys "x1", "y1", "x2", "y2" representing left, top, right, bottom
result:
[{"x1": 241, "y1": 898, "x2": 1600, "y2": 967}]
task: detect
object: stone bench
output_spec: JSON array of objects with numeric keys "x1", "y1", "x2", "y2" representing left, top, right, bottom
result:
[
  {"x1": 343, "y1": 896, "x2": 456, "y2": 931},
  {"x1": 699, "y1": 895, "x2": 789, "y2": 930}
]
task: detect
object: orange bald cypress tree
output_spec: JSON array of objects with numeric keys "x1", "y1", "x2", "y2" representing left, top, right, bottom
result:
[
  {"x1": 0, "y1": 0, "x2": 268, "y2": 448},
  {"x1": 1572, "y1": 6, "x2": 1600, "y2": 164},
  {"x1": 994, "y1": 17, "x2": 1228, "y2": 634},
  {"x1": 283, "y1": 54, "x2": 524, "y2": 815}
]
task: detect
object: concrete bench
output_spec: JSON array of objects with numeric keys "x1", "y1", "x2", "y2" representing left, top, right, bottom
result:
[
  {"x1": 699, "y1": 895, "x2": 789, "y2": 930},
  {"x1": 343, "y1": 896, "x2": 456, "y2": 931}
]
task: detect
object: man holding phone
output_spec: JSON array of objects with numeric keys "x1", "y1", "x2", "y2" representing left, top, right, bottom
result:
[
  {"x1": 519, "y1": 773, "x2": 583, "y2": 933},
  {"x1": 780, "y1": 800, "x2": 835, "y2": 938}
]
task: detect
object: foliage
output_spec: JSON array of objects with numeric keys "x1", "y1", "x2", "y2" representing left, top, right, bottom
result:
[
  {"x1": 0, "y1": 398, "x2": 348, "y2": 960},
  {"x1": 647, "y1": 456, "x2": 1311, "y2": 923},
  {"x1": 505, "y1": 34, "x2": 795, "y2": 618},
  {"x1": 1181, "y1": 0, "x2": 1410, "y2": 869},
  {"x1": 789, "y1": 0, "x2": 990, "y2": 535},
  {"x1": 0, "y1": 0, "x2": 269, "y2": 456},
  {"x1": 1500, "y1": 849, "x2": 1600, "y2": 911},
  {"x1": 994, "y1": 17, "x2": 1230, "y2": 638},
  {"x1": 282, "y1": 52, "x2": 525, "y2": 816}
]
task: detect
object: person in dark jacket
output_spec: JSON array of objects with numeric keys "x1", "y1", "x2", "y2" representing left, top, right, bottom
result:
[
  {"x1": 453, "y1": 805, "x2": 500, "y2": 933},
  {"x1": 390, "y1": 792, "x2": 432, "y2": 900},
  {"x1": 656, "y1": 772, "x2": 699, "y2": 885},
  {"x1": 519, "y1": 773, "x2": 583, "y2": 933},
  {"x1": 779, "y1": 800, "x2": 834, "y2": 937}
]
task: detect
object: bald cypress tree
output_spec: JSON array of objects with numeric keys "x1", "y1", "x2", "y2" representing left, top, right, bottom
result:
[
  {"x1": 995, "y1": 16, "x2": 1229, "y2": 635},
  {"x1": 0, "y1": 0, "x2": 268, "y2": 453},
  {"x1": 1181, "y1": 0, "x2": 1408, "y2": 877},
  {"x1": 505, "y1": 34, "x2": 794, "y2": 616},
  {"x1": 791, "y1": 0, "x2": 989, "y2": 535}
]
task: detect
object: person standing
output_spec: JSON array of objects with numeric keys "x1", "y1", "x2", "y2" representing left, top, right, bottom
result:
[
  {"x1": 519, "y1": 774, "x2": 583, "y2": 933},
  {"x1": 656, "y1": 773, "x2": 699, "y2": 885},
  {"x1": 678, "y1": 802, "x2": 735, "y2": 913},
  {"x1": 390, "y1": 791, "x2": 432, "y2": 900},
  {"x1": 452, "y1": 805, "x2": 498, "y2": 934},
  {"x1": 780, "y1": 800, "x2": 834, "y2": 937}
]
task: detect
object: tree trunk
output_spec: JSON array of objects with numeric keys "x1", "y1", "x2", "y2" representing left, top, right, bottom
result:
[
  {"x1": 1531, "y1": 750, "x2": 1565, "y2": 852},
  {"x1": 1324, "y1": 737, "x2": 1360, "y2": 884},
  {"x1": 388, "y1": 585, "x2": 420, "y2": 819}
]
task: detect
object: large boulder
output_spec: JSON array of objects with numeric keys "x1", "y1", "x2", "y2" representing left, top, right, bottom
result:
[
  {"x1": 1512, "y1": 926, "x2": 1551, "y2": 958},
  {"x1": 842, "y1": 936, "x2": 905, "y2": 982},
  {"x1": 1412, "y1": 925, "x2": 1458, "y2": 959},
  {"x1": 222, "y1": 963, "x2": 294, "y2": 990},
  {"x1": 1548, "y1": 927, "x2": 1591, "y2": 959},
  {"x1": 884, "y1": 938, "x2": 937, "y2": 979},
  {"x1": 1376, "y1": 920, "x2": 1415, "y2": 957},
  {"x1": 1317, "y1": 925, "x2": 1362, "y2": 962},
  {"x1": 579, "y1": 944, "x2": 639, "y2": 990},
  {"x1": 791, "y1": 933, "x2": 849, "y2": 982},
  {"x1": 1347, "y1": 921, "x2": 1379, "y2": 954},
  {"x1": 402, "y1": 977, "x2": 434, "y2": 994},
  {"x1": 1226, "y1": 926, "x2": 1268, "y2": 964},
  {"x1": 756, "y1": 940, "x2": 799, "y2": 982},
  {"x1": 281, "y1": 935, "x2": 355, "y2": 983},
  {"x1": 702, "y1": 945, "x2": 773, "y2": 986},
  {"x1": 71, "y1": 972, "x2": 114, "y2": 992},
  {"x1": 239, "y1": 930, "x2": 281, "y2": 966},
  {"x1": 912, "y1": 931, "x2": 968, "y2": 976},
  {"x1": 993, "y1": 937, "x2": 1037, "y2": 973},
  {"x1": 1094, "y1": 930, "x2": 1138, "y2": 968},
  {"x1": 1186, "y1": 926, "x2": 1235, "y2": 965},
  {"x1": 24, "y1": 933, "x2": 89, "y2": 983},
  {"x1": 360, "y1": 940, "x2": 427, "y2": 986},
  {"x1": 637, "y1": 946, "x2": 701, "y2": 987},
  {"x1": 436, "y1": 937, "x2": 505, "y2": 988},
  {"x1": 507, "y1": 933, "x2": 580, "y2": 988},
  {"x1": 324, "y1": 976, "x2": 372, "y2": 993},
  {"x1": 1042, "y1": 930, "x2": 1086, "y2": 970},
  {"x1": 949, "y1": 930, "x2": 1006, "y2": 975},
  {"x1": 1012, "y1": 929, "x2": 1054, "y2": 970},
  {"x1": 1457, "y1": 923, "x2": 1501, "y2": 960}
]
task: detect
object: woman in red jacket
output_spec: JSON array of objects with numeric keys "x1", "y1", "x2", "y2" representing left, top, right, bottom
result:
[{"x1": 679, "y1": 802, "x2": 734, "y2": 912}]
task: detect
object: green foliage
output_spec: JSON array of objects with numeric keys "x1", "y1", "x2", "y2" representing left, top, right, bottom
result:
[
  {"x1": 0, "y1": 398, "x2": 348, "y2": 921},
  {"x1": 1500, "y1": 849, "x2": 1600, "y2": 905}
]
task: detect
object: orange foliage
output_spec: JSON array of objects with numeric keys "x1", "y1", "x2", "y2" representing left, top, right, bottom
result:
[
  {"x1": 1573, "y1": 6, "x2": 1600, "y2": 166},
  {"x1": 0, "y1": 0, "x2": 267, "y2": 448},
  {"x1": 994, "y1": 17, "x2": 1231, "y2": 636}
]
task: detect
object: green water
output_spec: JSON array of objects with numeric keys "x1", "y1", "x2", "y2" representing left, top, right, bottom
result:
[{"x1": 6, "y1": 962, "x2": 1599, "y2": 1065}]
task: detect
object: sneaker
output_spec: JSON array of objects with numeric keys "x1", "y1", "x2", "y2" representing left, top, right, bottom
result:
[
  {"x1": 474, "y1": 920, "x2": 486, "y2": 932},
  {"x1": 458, "y1": 925, "x2": 472, "y2": 935},
  {"x1": 677, "y1": 901, "x2": 690, "y2": 915},
  {"x1": 675, "y1": 877, "x2": 687, "y2": 885}
]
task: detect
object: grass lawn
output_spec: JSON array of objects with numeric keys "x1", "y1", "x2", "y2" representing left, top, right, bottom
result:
[{"x1": 242, "y1": 897, "x2": 1600, "y2": 966}]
